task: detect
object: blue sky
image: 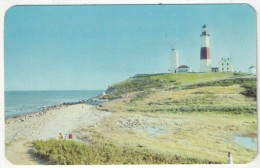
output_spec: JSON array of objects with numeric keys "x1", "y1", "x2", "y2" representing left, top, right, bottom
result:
[{"x1": 4, "y1": 4, "x2": 256, "y2": 91}]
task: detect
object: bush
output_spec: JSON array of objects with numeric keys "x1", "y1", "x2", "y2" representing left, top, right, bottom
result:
[
  {"x1": 241, "y1": 81, "x2": 257, "y2": 100},
  {"x1": 182, "y1": 77, "x2": 256, "y2": 99},
  {"x1": 32, "y1": 139, "x2": 216, "y2": 165}
]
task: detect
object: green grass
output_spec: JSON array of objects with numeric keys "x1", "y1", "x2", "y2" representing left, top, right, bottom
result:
[
  {"x1": 32, "y1": 139, "x2": 216, "y2": 165},
  {"x1": 93, "y1": 72, "x2": 257, "y2": 164},
  {"x1": 104, "y1": 73, "x2": 248, "y2": 99},
  {"x1": 105, "y1": 77, "x2": 164, "y2": 98},
  {"x1": 98, "y1": 73, "x2": 257, "y2": 120},
  {"x1": 84, "y1": 111, "x2": 257, "y2": 164},
  {"x1": 182, "y1": 77, "x2": 256, "y2": 99},
  {"x1": 100, "y1": 79, "x2": 257, "y2": 115},
  {"x1": 146, "y1": 72, "x2": 235, "y2": 84}
]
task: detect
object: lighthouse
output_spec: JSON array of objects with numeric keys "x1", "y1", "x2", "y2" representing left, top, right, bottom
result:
[
  {"x1": 171, "y1": 49, "x2": 179, "y2": 73},
  {"x1": 200, "y1": 24, "x2": 212, "y2": 72}
]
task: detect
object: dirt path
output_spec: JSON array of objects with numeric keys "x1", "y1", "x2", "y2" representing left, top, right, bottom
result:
[
  {"x1": 5, "y1": 140, "x2": 47, "y2": 165},
  {"x1": 5, "y1": 104, "x2": 111, "y2": 165}
]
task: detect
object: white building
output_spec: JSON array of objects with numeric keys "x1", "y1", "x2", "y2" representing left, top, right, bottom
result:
[
  {"x1": 218, "y1": 58, "x2": 234, "y2": 72},
  {"x1": 248, "y1": 66, "x2": 256, "y2": 75},
  {"x1": 170, "y1": 49, "x2": 179, "y2": 73},
  {"x1": 200, "y1": 24, "x2": 212, "y2": 72},
  {"x1": 176, "y1": 65, "x2": 191, "y2": 73}
]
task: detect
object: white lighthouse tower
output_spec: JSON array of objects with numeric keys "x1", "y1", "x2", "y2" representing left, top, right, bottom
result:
[
  {"x1": 171, "y1": 49, "x2": 179, "y2": 73},
  {"x1": 200, "y1": 24, "x2": 212, "y2": 72}
]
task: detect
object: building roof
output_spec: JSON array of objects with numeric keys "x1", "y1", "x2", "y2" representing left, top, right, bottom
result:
[
  {"x1": 177, "y1": 65, "x2": 189, "y2": 69},
  {"x1": 249, "y1": 66, "x2": 255, "y2": 69}
]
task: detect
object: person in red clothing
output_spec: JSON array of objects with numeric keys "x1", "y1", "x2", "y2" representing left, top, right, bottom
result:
[{"x1": 69, "y1": 133, "x2": 73, "y2": 140}]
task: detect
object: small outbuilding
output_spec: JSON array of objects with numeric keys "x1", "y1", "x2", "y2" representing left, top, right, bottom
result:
[
  {"x1": 212, "y1": 67, "x2": 219, "y2": 72},
  {"x1": 176, "y1": 65, "x2": 191, "y2": 73}
]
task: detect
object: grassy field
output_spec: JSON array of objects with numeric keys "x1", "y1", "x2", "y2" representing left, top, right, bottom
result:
[
  {"x1": 97, "y1": 73, "x2": 257, "y2": 163},
  {"x1": 32, "y1": 72, "x2": 257, "y2": 164},
  {"x1": 100, "y1": 73, "x2": 256, "y2": 114},
  {"x1": 88, "y1": 112, "x2": 256, "y2": 164}
]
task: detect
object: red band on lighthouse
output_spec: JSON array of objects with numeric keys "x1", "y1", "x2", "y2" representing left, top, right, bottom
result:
[{"x1": 200, "y1": 47, "x2": 210, "y2": 60}]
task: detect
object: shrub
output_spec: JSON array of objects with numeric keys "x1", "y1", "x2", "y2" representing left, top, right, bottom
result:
[
  {"x1": 32, "y1": 139, "x2": 216, "y2": 165},
  {"x1": 241, "y1": 81, "x2": 257, "y2": 100}
]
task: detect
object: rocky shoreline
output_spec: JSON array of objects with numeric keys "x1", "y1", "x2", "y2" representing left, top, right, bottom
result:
[
  {"x1": 5, "y1": 92, "x2": 109, "y2": 123},
  {"x1": 5, "y1": 103, "x2": 111, "y2": 143},
  {"x1": 5, "y1": 104, "x2": 65, "y2": 124},
  {"x1": 85, "y1": 98, "x2": 108, "y2": 105}
]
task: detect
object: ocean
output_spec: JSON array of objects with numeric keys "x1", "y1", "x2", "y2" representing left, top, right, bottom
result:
[{"x1": 4, "y1": 90, "x2": 103, "y2": 118}]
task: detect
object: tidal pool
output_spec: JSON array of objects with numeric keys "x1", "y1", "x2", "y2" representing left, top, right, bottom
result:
[
  {"x1": 234, "y1": 136, "x2": 257, "y2": 150},
  {"x1": 143, "y1": 127, "x2": 164, "y2": 135}
]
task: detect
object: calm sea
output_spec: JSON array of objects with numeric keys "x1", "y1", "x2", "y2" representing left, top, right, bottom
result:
[{"x1": 4, "y1": 90, "x2": 103, "y2": 118}]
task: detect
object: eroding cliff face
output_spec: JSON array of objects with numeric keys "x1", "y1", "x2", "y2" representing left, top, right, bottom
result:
[
  {"x1": 105, "y1": 86, "x2": 116, "y2": 94},
  {"x1": 86, "y1": 98, "x2": 108, "y2": 105}
]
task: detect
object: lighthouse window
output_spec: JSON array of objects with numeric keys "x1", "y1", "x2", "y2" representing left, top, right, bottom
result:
[
  {"x1": 227, "y1": 68, "x2": 229, "y2": 70},
  {"x1": 227, "y1": 63, "x2": 229, "y2": 65},
  {"x1": 222, "y1": 63, "x2": 224, "y2": 66},
  {"x1": 222, "y1": 68, "x2": 224, "y2": 70}
]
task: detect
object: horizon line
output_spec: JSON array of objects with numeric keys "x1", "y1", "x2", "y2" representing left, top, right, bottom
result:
[{"x1": 4, "y1": 89, "x2": 105, "y2": 92}]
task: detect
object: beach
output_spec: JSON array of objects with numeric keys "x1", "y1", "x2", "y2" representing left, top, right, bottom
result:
[{"x1": 5, "y1": 103, "x2": 111, "y2": 164}]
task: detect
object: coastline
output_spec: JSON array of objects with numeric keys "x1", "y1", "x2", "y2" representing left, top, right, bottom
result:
[
  {"x1": 4, "y1": 90, "x2": 105, "y2": 119},
  {"x1": 5, "y1": 102, "x2": 111, "y2": 164},
  {"x1": 5, "y1": 103, "x2": 111, "y2": 144},
  {"x1": 5, "y1": 101, "x2": 83, "y2": 121}
]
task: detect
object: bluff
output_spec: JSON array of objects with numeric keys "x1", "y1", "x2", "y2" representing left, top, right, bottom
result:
[{"x1": 88, "y1": 72, "x2": 256, "y2": 115}]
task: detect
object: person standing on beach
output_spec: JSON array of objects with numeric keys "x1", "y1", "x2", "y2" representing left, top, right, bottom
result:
[
  {"x1": 69, "y1": 133, "x2": 73, "y2": 140},
  {"x1": 65, "y1": 133, "x2": 68, "y2": 140},
  {"x1": 59, "y1": 133, "x2": 63, "y2": 140},
  {"x1": 227, "y1": 152, "x2": 233, "y2": 164}
]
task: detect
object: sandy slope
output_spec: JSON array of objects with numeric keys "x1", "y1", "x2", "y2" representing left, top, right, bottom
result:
[
  {"x1": 5, "y1": 104, "x2": 111, "y2": 165},
  {"x1": 5, "y1": 140, "x2": 47, "y2": 165}
]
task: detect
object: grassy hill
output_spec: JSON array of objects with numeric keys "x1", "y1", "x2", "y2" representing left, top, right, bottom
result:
[
  {"x1": 99, "y1": 72, "x2": 256, "y2": 115},
  {"x1": 107, "y1": 72, "x2": 237, "y2": 92},
  {"x1": 33, "y1": 72, "x2": 257, "y2": 164}
]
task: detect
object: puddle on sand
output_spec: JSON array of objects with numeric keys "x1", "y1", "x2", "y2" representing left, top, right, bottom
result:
[
  {"x1": 143, "y1": 127, "x2": 164, "y2": 135},
  {"x1": 234, "y1": 136, "x2": 257, "y2": 150}
]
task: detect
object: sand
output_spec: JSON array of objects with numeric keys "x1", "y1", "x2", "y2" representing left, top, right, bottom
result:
[
  {"x1": 5, "y1": 140, "x2": 47, "y2": 165},
  {"x1": 5, "y1": 104, "x2": 111, "y2": 165}
]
